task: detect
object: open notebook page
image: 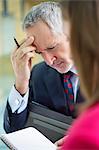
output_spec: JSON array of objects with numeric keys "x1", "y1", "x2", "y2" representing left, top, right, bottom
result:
[{"x1": 0, "y1": 127, "x2": 56, "y2": 150}]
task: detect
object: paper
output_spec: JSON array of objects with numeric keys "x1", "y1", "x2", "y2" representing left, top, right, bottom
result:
[{"x1": 0, "y1": 127, "x2": 56, "y2": 150}]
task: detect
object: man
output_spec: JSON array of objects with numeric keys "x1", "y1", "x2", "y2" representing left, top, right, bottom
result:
[{"x1": 4, "y1": 2, "x2": 84, "y2": 133}]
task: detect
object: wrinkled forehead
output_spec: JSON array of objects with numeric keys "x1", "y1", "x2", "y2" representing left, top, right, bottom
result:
[{"x1": 25, "y1": 20, "x2": 61, "y2": 50}]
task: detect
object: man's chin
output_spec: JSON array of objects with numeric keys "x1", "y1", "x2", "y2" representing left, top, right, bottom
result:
[
  {"x1": 54, "y1": 67, "x2": 67, "y2": 74},
  {"x1": 54, "y1": 65, "x2": 73, "y2": 74},
  {"x1": 48, "y1": 64, "x2": 71, "y2": 74}
]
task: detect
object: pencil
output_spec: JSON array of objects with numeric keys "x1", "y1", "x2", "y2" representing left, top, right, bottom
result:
[{"x1": 14, "y1": 37, "x2": 20, "y2": 48}]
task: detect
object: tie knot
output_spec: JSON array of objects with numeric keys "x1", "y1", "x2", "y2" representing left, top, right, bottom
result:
[{"x1": 64, "y1": 71, "x2": 73, "y2": 79}]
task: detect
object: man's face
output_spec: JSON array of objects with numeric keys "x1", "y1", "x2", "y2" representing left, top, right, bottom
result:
[{"x1": 26, "y1": 20, "x2": 73, "y2": 73}]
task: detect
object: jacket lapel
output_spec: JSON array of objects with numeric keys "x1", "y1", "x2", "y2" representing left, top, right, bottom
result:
[{"x1": 44, "y1": 65, "x2": 85, "y2": 115}]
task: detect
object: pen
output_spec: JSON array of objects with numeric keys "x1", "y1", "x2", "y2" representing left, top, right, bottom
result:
[{"x1": 14, "y1": 37, "x2": 20, "y2": 48}]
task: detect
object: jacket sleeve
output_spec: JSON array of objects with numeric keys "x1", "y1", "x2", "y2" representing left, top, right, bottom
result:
[
  {"x1": 3, "y1": 65, "x2": 37, "y2": 133},
  {"x1": 3, "y1": 101, "x2": 28, "y2": 133},
  {"x1": 3, "y1": 61, "x2": 49, "y2": 133}
]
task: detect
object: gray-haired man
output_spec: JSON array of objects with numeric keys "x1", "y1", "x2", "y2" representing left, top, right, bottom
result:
[{"x1": 4, "y1": 2, "x2": 84, "y2": 147}]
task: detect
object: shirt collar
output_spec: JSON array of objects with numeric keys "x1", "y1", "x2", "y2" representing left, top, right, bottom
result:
[{"x1": 70, "y1": 65, "x2": 78, "y2": 75}]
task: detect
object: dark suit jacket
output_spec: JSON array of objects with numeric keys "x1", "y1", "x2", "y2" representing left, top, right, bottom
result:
[{"x1": 4, "y1": 61, "x2": 84, "y2": 133}]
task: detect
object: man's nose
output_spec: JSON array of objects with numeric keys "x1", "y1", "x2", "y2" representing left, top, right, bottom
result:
[{"x1": 42, "y1": 52, "x2": 57, "y2": 66}]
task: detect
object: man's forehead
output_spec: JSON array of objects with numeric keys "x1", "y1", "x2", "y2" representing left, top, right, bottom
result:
[
  {"x1": 33, "y1": 35, "x2": 58, "y2": 51},
  {"x1": 25, "y1": 25, "x2": 59, "y2": 50}
]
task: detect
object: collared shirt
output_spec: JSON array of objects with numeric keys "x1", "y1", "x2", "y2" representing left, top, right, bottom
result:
[
  {"x1": 8, "y1": 66, "x2": 79, "y2": 114},
  {"x1": 69, "y1": 66, "x2": 79, "y2": 102},
  {"x1": 8, "y1": 86, "x2": 29, "y2": 113}
]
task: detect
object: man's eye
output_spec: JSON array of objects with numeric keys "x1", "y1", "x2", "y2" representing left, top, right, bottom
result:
[
  {"x1": 48, "y1": 46, "x2": 56, "y2": 50},
  {"x1": 35, "y1": 50, "x2": 41, "y2": 54}
]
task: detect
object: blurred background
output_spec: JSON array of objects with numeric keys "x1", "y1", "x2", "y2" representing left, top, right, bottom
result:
[{"x1": 0, "y1": 0, "x2": 49, "y2": 148}]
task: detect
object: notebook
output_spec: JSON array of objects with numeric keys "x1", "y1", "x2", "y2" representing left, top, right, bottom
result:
[
  {"x1": 0, "y1": 127, "x2": 56, "y2": 150},
  {"x1": 25, "y1": 101, "x2": 73, "y2": 142}
]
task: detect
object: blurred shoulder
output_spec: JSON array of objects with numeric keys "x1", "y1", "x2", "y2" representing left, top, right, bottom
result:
[{"x1": 62, "y1": 103, "x2": 99, "y2": 149}]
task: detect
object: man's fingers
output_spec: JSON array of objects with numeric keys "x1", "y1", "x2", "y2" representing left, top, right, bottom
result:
[
  {"x1": 20, "y1": 36, "x2": 34, "y2": 48},
  {"x1": 12, "y1": 36, "x2": 35, "y2": 60},
  {"x1": 13, "y1": 38, "x2": 26, "y2": 52},
  {"x1": 22, "y1": 51, "x2": 35, "y2": 62},
  {"x1": 15, "y1": 46, "x2": 36, "y2": 59},
  {"x1": 12, "y1": 36, "x2": 34, "y2": 54}
]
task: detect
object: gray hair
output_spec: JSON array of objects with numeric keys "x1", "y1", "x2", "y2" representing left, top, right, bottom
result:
[{"x1": 22, "y1": 1, "x2": 63, "y2": 34}]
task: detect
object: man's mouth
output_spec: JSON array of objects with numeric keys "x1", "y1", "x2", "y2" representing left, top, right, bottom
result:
[{"x1": 52, "y1": 61, "x2": 64, "y2": 68}]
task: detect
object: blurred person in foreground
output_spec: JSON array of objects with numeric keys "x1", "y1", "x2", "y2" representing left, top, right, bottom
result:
[
  {"x1": 57, "y1": 0, "x2": 99, "y2": 149},
  {"x1": 4, "y1": 1, "x2": 84, "y2": 139}
]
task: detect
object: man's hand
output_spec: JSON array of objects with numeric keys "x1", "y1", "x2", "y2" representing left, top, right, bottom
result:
[{"x1": 11, "y1": 36, "x2": 36, "y2": 94}]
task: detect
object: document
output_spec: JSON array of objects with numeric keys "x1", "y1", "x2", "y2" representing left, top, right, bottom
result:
[{"x1": 0, "y1": 127, "x2": 56, "y2": 150}]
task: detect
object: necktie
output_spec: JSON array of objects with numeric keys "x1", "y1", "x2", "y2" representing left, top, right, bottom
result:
[{"x1": 63, "y1": 71, "x2": 74, "y2": 114}]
